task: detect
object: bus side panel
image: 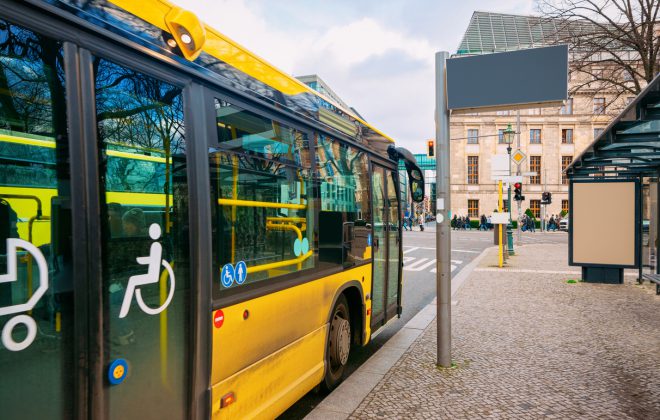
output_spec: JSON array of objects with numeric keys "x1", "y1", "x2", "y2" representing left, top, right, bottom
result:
[
  {"x1": 210, "y1": 264, "x2": 372, "y2": 418},
  {"x1": 211, "y1": 325, "x2": 326, "y2": 419}
]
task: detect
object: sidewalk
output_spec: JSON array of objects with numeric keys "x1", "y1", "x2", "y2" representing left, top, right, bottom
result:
[{"x1": 308, "y1": 244, "x2": 660, "y2": 419}]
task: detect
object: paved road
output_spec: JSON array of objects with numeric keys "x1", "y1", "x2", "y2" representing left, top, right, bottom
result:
[{"x1": 279, "y1": 227, "x2": 568, "y2": 419}]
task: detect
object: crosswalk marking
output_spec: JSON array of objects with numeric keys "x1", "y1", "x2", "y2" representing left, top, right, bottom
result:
[{"x1": 402, "y1": 247, "x2": 420, "y2": 254}]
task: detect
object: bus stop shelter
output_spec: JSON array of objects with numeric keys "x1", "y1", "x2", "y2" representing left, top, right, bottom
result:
[{"x1": 566, "y1": 73, "x2": 660, "y2": 294}]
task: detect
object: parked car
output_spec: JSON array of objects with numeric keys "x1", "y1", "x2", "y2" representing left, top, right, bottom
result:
[{"x1": 559, "y1": 214, "x2": 569, "y2": 231}]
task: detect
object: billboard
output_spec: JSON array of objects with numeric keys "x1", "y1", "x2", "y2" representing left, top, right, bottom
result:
[
  {"x1": 446, "y1": 45, "x2": 568, "y2": 113},
  {"x1": 569, "y1": 180, "x2": 639, "y2": 267}
]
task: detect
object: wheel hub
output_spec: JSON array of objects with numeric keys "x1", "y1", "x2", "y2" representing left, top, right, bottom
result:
[{"x1": 330, "y1": 315, "x2": 351, "y2": 367}]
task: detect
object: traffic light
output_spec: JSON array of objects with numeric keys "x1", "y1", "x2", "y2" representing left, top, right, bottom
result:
[
  {"x1": 514, "y1": 182, "x2": 524, "y2": 201},
  {"x1": 542, "y1": 191, "x2": 552, "y2": 204},
  {"x1": 427, "y1": 140, "x2": 435, "y2": 157}
]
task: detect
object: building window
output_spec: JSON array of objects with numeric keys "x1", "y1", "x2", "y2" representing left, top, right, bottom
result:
[
  {"x1": 593, "y1": 98, "x2": 606, "y2": 114},
  {"x1": 561, "y1": 129, "x2": 573, "y2": 144},
  {"x1": 530, "y1": 129, "x2": 542, "y2": 144},
  {"x1": 594, "y1": 128, "x2": 605, "y2": 139},
  {"x1": 502, "y1": 199, "x2": 510, "y2": 212},
  {"x1": 562, "y1": 199, "x2": 569, "y2": 213},
  {"x1": 496, "y1": 110, "x2": 510, "y2": 116},
  {"x1": 530, "y1": 200, "x2": 541, "y2": 218},
  {"x1": 560, "y1": 98, "x2": 573, "y2": 115},
  {"x1": 529, "y1": 156, "x2": 541, "y2": 184},
  {"x1": 624, "y1": 69, "x2": 633, "y2": 81},
  {"x1": 626, "y1": 96, "x2": 635, "y2": 105},
  {"x1": 528, "y1": 108, "x2": 541, "y2": 115},
  {"x1": 498, "y1": 129, "x2": 505, "y2": 143},
  {"x1": 467, "y1": 129, "x2": 479, "y2": 144},
  {"x1": 561, "y1": 156, "x2": 573, "y2": 185},
  {"x1": 468, "y1": 199, "x2": 479, "y2": 217},
  {"x1": 467, "y1": 156, "x2": 479, "y2": 184}
]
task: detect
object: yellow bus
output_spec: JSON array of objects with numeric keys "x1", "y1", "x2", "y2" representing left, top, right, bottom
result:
[{"x1": 0, "y1": 1, "x2": 425, "y2": 419}]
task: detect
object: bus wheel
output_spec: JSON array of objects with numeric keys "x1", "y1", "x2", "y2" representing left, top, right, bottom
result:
[{"x1": 324, "y1": 294, "x2": 351, "y2": 391}]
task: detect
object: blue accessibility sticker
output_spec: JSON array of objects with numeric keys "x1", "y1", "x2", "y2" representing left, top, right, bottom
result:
[
  {"x1": 235, "y1": 261, "x2": 247, "y2": 285},
  {"x1": 367, "y1": 233, "x2": 372, "y2": 246},
  {"x1": 221, "y1": 263, "x2": 235, "y2": 288}
]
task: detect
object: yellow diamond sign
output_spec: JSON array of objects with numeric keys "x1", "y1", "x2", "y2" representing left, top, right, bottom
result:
[{"x1": 511, "y1": 149, "x2": 526, "y2": 165}]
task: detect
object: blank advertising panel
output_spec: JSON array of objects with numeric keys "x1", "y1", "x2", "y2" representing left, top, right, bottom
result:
[
  {"x1": 446, "y1": 45, "x2": 568, "y2": 111},
  {"x1": 571, "y1": 181, "x2": 638, "y2": 267}
]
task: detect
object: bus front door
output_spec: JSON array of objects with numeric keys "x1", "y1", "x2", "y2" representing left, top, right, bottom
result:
[{"x1": 370, "y1": 165, "x2": 401, "y2": 330}]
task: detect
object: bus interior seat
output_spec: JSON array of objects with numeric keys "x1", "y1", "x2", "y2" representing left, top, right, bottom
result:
[{"x1": 319, "y1": 211, "x2": 345, "y2": 265}]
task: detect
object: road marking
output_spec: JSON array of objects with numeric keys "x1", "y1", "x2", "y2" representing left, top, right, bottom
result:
[
  {"x1": 402, "y1": 247, "x2": 420, "y2": 254},
  {"x1": 402, "y1": 256, "x2": 415, "y2": 263},
  {"x1": 403, "y1": 258, "x2": 432, "y2": 271},
  {"x1": 403, "y1": 246, "x2": 482, "y2": 253}
]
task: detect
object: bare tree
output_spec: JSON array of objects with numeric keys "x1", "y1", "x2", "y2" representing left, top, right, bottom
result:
[{"x1": 537, "y1": 0, "x2": 660, "y2": 112}]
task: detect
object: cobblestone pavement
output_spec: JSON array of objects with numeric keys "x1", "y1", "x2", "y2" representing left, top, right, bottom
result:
[{"x1": 350, "y1": 244, "x2": 660, "y2": 419}]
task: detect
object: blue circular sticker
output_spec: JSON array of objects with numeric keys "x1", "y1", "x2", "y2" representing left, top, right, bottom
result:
[
  {"x1": 221, "y1": 263, "x2": 235, "y2": 288},
  {"x1": 108, "y1": 358, "x2": 128, "y2": 385},
  {"x1": 293, "y1": 238, "x2": 302, "y2": 257},
  {"x1": 301, "y1": 237, "x2": 309, "y2": 254},
  {"x1": 235, "y1": 261, "x2": 247, "y2": 285}
]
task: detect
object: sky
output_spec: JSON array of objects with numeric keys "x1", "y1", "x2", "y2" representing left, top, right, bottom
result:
[{"x1": 181, "y1": 0, "x2": 537, "y2": 152}]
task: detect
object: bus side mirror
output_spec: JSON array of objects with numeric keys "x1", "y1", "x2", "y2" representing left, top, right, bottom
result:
[
  {"x1": 408, "y1": 168, "x2": 424, "y2": 203},
  {"x1": 411, "y1": 179, "x2": 424, "y2": 202}
]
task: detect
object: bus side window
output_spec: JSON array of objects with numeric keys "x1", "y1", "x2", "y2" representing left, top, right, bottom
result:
[{"x1": 316, "y1": 134, "x2": 372, "y2": 269}]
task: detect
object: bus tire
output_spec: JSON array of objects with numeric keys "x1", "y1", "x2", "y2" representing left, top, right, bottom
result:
[{"x1": 323, "y1": 294, "x2": 351, "y2": 391}]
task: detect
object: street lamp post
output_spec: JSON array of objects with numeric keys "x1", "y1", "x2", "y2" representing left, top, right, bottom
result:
[{"x1": 503, "y1": 124, "x2": 515, "y2": 255}]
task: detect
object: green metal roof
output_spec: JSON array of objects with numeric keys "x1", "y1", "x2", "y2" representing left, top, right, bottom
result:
[{"x1": 456, "y1": 11, "x2": 595, "y2": 55}]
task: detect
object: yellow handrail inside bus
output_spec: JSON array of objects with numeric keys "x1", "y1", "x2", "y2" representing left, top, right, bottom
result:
[
  {"x1": 217, "y1": 198, "x2": 306, "y2": 210},
  {"x1": 246, "y1": 250, "x2": 312, "y2": 275},
  {"x1": 266, "y1": 221, "x2": 304, "y2": 270}
]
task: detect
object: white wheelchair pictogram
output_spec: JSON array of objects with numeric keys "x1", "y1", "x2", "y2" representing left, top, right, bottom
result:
[
  {"x1": 0, "y1": 238, "x2": 48, "y2": 352},
  {"x1": 119, "y1": 223, "x2": 175, "y2": 318}
]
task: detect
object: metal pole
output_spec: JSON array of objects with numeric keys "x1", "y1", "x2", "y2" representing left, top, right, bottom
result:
[
  {"x1": 506, "y1": 146, "x2": 514, "y2": 254},
  {"x1": 516, "y1": 111, "x2": 521, "y2": 244},
  {"x1": 435, "y1": 51, "x2": 451, "y2": 368}
]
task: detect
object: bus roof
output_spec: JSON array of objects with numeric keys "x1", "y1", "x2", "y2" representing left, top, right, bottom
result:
[{"x1": 52, "y1": 0, "x2": 396, "y2": 148}]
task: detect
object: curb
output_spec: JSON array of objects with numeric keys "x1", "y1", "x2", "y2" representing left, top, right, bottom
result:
[{"x1": 304, "y1": 246, "x2": 494, "y2": 420}]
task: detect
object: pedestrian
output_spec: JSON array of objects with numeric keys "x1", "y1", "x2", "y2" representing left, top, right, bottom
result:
[
  {"x1": 419, "y1": 213, "x2": 425, "y2": 231},
  {"x1": 487, "y1": 214, "x2": 492, "y2": 230},
  {"x1": 465, "y1": 215, "x2": 471, "y2": 230},
  {"x1": 480, "y1": 214, "x2": 487, "y2": 231},
  {"x1": 451, "y1": 214, "x2": 457, "y2": 230}
]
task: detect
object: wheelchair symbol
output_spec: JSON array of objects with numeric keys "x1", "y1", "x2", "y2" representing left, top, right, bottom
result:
[
  {"x1": 0, "y1": 238, "x2": 48, "y2": 352},
  {"x1": 119, "y1": 224, "x2": 175, "y2": 318}
]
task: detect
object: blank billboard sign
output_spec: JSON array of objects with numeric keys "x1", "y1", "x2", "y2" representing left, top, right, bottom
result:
[
  {"x1": 446, "y1": 45, "x2": 568, "y2": 112},
  {"x1": 570, "y1": 181, "x2": 638, "y2": 267}
]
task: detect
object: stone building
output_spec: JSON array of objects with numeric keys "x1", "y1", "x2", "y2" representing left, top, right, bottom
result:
[{"x1": 450, "y1": 11, "x2": 637, "y2": 221}]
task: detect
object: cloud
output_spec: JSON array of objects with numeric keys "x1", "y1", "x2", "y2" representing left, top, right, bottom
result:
[{"x1": 180, "y1": 0, "x2": 536, "y2": 152}]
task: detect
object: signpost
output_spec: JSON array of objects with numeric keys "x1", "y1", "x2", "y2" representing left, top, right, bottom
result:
[{"x1": 434, "y1": 45, "x2": 568, "y2": 368}]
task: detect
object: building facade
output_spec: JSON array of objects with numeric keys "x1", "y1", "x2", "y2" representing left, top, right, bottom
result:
[{"x1": 450, "y1": 11, "x2": 637, "y2": 222}]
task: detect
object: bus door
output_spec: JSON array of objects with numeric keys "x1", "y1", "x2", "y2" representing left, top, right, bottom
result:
[
  {"x1": 370, "y1": 165, "x2": 401, "y2": 329},
  {"x1": 93, "y1": 58, "x2": 193, "y2": 419}
]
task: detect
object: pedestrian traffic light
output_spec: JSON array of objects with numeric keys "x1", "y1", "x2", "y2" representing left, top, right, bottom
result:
[
  {"x1": 427, "y1": 140, "x2": 435, "y2": 157},
  {"x1": 542, "y1": 191, "x2": 552, "y2": 204},
  {"x1": 514, "y1": 182, "x2": 524, "y2": 201}
]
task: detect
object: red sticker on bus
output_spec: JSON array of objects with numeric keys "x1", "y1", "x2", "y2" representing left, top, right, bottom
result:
[{"x1": 213, "y1": 310, "x2": 225, "y2": 328}]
